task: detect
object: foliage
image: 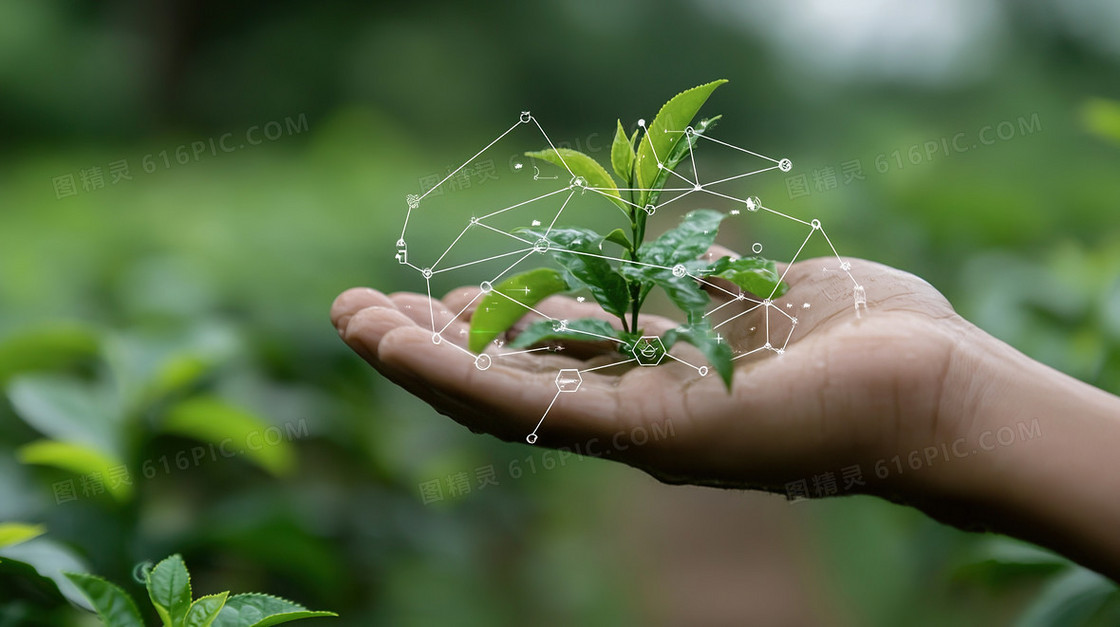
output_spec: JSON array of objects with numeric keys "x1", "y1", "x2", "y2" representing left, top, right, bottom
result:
[{"x1": 468, "y1": 81, "x2": 787, "y2": 387}]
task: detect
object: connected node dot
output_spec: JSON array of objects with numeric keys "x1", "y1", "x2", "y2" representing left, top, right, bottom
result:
[
  {"x1": 526, "y1": 433, "x2": 538, "y2": 444},
  {"x1": 745, "y1": 196, "x2": 761, "y2": 212},
  {"x1": 406, "y1": 194, "x2": 420, "y2": 209},
  {"x1": 685, "y1": 126, "x2": 695, "y2": 136},
  {"x1": 791, "y1": 317, "x2": 798, "y2": 325},
  {"x1": 533, "y1": 238, "x2": 550, "y2": 253},
  {"x1": 778, "y1": 158, "x2": 792, "y2": 172},
  {"x1": 474, "y1": 354, "x2": 492, "y2": 371},
  {"x1": 811, "y1": 219, "x2": 821, "y2": 230},
  {"x1": 422, "y1": 268, "x2": 433, "y2": 279},
  {"x1": 698, "y1": 366, "x2": 709, "y2": 377},
  {"x1": 643, "y1": 204, "x2": 656, "y2": 215},
  {"x1": 764, "y1": 342, "x2": 772, "y2": 349},
  {"x1": 638, "y1": 118, "x2": 646, "y2": 127},
  {"x1": 672, "y1": 264, "x2": 687, "y2": 278},
  {"x1": 571, "y1": 176, "x2": 586, "y2": 188},
  {"x1": 520, "y1": 111, "x2": 532, "y2": 124},
  {"x1": 470, "y1": 216, "x2": 479, "y2": 225},
  {"x1": 840, "y1": 261, "x2": 851, "y2": 271},
  {"x1": 480, "y1": 281, "x2": 493, "y2": 293},
  {"x1": 693, "y1": 184, "x2": 702, "y2": 191},
  {"x1": 762, "y1": 299, "x2": 772, "y2": 307},
  {"x1": 776, "y1": 348, "x2": 785, "y2": 355},
  {"x1": 657, "y1": 162, "x2": 664, "y2": 170},
  {"x1": 396, "y1": 238, "x2": 406, "y2": 247},
  {"x1": 752, "y1": 242, "x2": 763, "y2": 254},
  {"x1": 431, "y1": 333, "x2": 442, "y2": 345}
]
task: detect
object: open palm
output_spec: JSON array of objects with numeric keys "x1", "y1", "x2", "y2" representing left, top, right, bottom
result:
[{"x1": 332, "y1": 253, "x2": 972, "y2": 494}]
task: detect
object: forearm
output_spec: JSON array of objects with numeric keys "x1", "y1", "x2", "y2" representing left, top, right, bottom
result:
[{"x1": 916, "y1": 325, "x2": 1120, "y2": 580}]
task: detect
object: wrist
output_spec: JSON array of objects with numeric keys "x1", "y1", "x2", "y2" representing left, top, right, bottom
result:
[{"x1": 906, "y1": 324, "x2": 1120, "y2": 579}]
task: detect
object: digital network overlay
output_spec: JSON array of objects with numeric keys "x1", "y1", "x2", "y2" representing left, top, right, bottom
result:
[{"x1": 397, "y1": 112, "x2": 864, "y2": 444}]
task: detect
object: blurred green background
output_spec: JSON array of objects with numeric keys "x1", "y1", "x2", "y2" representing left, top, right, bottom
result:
[{"x1": 2, "y1": 0, "x2": 1119, "y2": 625}]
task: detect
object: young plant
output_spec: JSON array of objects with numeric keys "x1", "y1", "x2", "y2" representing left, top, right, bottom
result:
[
  {"x1": 468, "y1": 80, "x2": 788, "y2": 386},
  {"x1": 64, "y1": 554, "x2": 337, "y2": 627}
]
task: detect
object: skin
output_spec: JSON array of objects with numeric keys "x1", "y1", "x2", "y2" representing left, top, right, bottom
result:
[{"x1": 332, "y1": 252, "x2": 1120, "y2": 581}]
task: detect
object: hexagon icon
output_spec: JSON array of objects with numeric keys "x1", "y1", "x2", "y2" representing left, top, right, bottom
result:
[
  {"x1": 555, "y1": 369, "x2": 582, "y2": 393},
  {"x1": 632, "y1": 336, "x2": 666, "y2": 366}
]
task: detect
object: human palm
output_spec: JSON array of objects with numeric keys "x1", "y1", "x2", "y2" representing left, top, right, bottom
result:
[{"x1": 332, "y1": 254, "x2": 969, "y2": 494}]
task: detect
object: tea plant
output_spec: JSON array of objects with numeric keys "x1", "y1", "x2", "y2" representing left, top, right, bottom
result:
[
  {"x1": 64, "y1": 554, "x2": 336, "y2": 627},
  {"x1": 468, "y1": 80, "x2": 788, "y2": 386}
]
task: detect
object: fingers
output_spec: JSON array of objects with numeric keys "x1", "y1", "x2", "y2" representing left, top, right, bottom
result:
[{"x1": 331, "y1": 287, "x2": 396, "y2": 333}]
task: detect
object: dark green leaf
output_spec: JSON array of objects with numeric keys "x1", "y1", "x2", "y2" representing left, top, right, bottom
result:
[
  {"x1": 147, "y1": 554, "x2": 192, "y2": 627},
  {"x1": 509, "y1": 318, "x2": 622, "y2": 349},
  {"x1": 517, "y1": 227, "x2": 630, "y2": 321},
  {"x1": 634, "y1": 80, "x2": 727, "y2": 204},
  {"x1": 638, "y1": 209, "x2": 726, "y2": 268},
  {"x1": 525, "y1": 147, "x2": 626, "y2": 213},
  {"x1": 1016, "y1": 568, "x2": 1119, "y2": 627},
  {"x1": 702, "y1": 255, "x2": 788, "y2": 299},
  {"x1": 64, "y1": 572, "x2": 144, "y2": 627},
  {"x1": 469, "y1": 268, "x2": 569, "y2": 353},
  {"x1": 211, "y1": 593, "x2": 337, "y2": 627},
  {"x1": 185, "y1": 592, "x2": 230, "y2": 627},
  {"x1": 662, "y1": 320, "x2": 734, "y2": 388},
  {"x1": 620, "y1": 264, "x2": 710, "y2": 323},
  {"x1": 610, "y1": 120, "x2": 635, "y2": 184}
]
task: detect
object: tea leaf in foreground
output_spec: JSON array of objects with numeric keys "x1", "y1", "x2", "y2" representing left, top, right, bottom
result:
[
  {"x1": 210, "y1": 593, "x2": 338, "y2": 627},
  {"x1": 147, "y1": 553, "x2": 192, "y2": 627},
  {"x1": 703, "y1": 256, "x2": 788, "y2": 299},
  {"x1": 525, "y1": 147, "x2": 626, "y2": 213},
  {"x1": 469, "y1": 268, "x2": 569, "y2": 352},
  {"x1": 634, "y1": 79, "x2": 727, "y2": 203},
  {"x1": 662, "y1": 320, "x2": 734, "y2": 388},
  {"x1": 510, "y1": 317, "x2": 622, "y2": 349},
  {"x1": 638, "y1": 209, "x2": 726, "y2": 267},
  {"x1": 516, "y1": 227, "x2": 630, "y2": 321},
  {"x1": 610, "y1": 119, "x2": 635, "y2": 184},
  {"x1": 64, "y1": 572, "x2": 145, "y2": 627},
  {"x1": 185, "y1": 592, "x2": 230, "y2": 627}
]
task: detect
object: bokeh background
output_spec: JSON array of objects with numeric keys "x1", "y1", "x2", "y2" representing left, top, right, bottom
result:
[{"x1": 2, "y1": 0, "x2": 1120, "y2": 625}]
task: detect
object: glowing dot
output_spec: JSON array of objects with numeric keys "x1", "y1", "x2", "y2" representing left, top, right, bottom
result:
[
  {"x1": 698, "y1": 366, "x2": 709, "y2": 376},
  {"x1": 480, "y1": 281, "x2": 492, "y2": 293},
  {"x1": 422, "y1": 268, "x2": 433, "y2": 279},
  {"x1": 778, "y1": 158, "x2": 792, "y2": 172},
  {"x1": 474, "y1": 354, "x2": 492, "y2": 370},
  {"x1": 811, "y1": 219, "x2": 821, "y2": 230},
  {"x1": 672, "y1": 264, "x2": 687, "y2": 278},
  {"x1": 638, "y1": 119, "x2": 646, "y2": 127},
  {"x1": 431, "y1": 333, "x2": 441, "y2": 345},
  {"x1": 752, "y1": 242, "x2": 763, "y2": 254},
  {"x1": 520, "y1": 111, "x2": 532, "y2": 124}
]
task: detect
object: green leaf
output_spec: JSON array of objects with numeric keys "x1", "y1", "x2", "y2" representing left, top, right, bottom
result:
[
  {"x1": 147, "y1": 554, "x2": 192, "y2": 627},
  {"x1": 516, "y1": 227, "x2": 631, "y2": 321},
  {"x1": 211, "y1": 593, "x2": 337, "y2": 627},
  {"x1": 185, "y1": 592, "x2": 231, "y2": 627},
  {"x1": 662, "y1": 320, "x2": 734, "y2": 388},
  {"x1": 603, "y1": 228, "x2": 632, "y2": 250},
  {"x1": 145, "y1": 556, "x2": 194, "y2": 625},
  {"x1": 162, "y1": 396, "x2": 295, "y2": 477},
  {"x1": 64, "y1": 572, "x2": 145, "y2": 627},
  {"x1": 7, "y1": 374, "x2": 123, "y2": 455},
  {"x1": 509, "y1": 318, "x2": 623, "y2": 349},
  {"x1": 634, "y1": 80, "x2": 728, "y2": 204},
  {"x1": 16, "y1": 440, "x2": 132, "y2": 501},
  {"x1": 639, "y1": 209, "x2": 726, "y2": 268},
  {"x1": 1015, "y1": 568, "x2": 1118, "y2": 627},
  {"x1": 620, "y1": 264, "x2": 710, "y2": 323},
  {"x1": 610, "y1": 119, "x2": 635, "y2": 184},
  {"x1": 0, "y1": 522, "x2": 46, "y2": 549},
  {"x1": 525, "y1": 147, "x2": 627, "y2": 213},
  {"x1": 469, "y1": 268, "x2": 570, "y2": 352},
  {"x1": 702, "y1": 255, "x2": 788, "y2": 299},
  {"x1": 646, "y1": 115, "x2": 720, "y2": 207},
  {"x1": 0, "y1": 324, "x2": 100, "y2": 385}
]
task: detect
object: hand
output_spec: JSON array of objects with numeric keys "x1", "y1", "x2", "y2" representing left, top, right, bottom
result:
[{"x1": 330, "y1": 252, "x2": 976, "y2": 496}]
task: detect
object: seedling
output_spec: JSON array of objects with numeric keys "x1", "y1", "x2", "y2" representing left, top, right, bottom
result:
[
  {"x1": 468, "y1": 80, "x2": 788, "y2": 386},
  {"x1": 64, "y1": 553, "x2": 337, "y2": 627}
]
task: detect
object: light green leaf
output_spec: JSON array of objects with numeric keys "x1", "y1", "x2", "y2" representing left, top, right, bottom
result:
[
  {"x1": 469, "y1": 268, "x2": 569, "y2": 353},
  {"x1": 525, "y1": 147, "x2": 627, "y2": 213},
  {"x1": 147, "y1": 554, "x2": 192, "y2": 627},
  {"x1": 64, "y1": 572, "x2": 145, "y2": 627},
  {"x1": 509, "y1": 318, "x2": 622, "y2": 349},
  {"x1": 0, "y1": 522, "x2": 46, "y2": 549},
  {"x1": 603, "y1": 228, "x2": 632, "y2": 250},
  {"x1": 610, "y1": 119, "x2": 635, "y2": 184},
  {"x1": 703, "y1": 256, "x2": 788, "y2": 299},
  {"x1": 16, "y1": 440, "x2": 131, "y2": 501},
  {"x1": 211, "y1": 593, "x2": 337, "y2": 627},
  {"x1": 163, "y1": 397, "x2": 295, "y2": 477},
  {"x1": 634, "y1": 80, "x2": 727, "y2": 204},
  {"x1": 7, "y1": 374, "x2": 122, "y2": 455},
  {"x1": 662, "y1": 321, "x2": 734, "y2": 388},
  {"x1": 0, "y1": 324, "x2": 100, "y2": 385},
  {"x1": 185, "y1": 592, "x2": 231, "y2": 627},
  {"x1": 516, "y1": 227, "x2": 630, "y2": 320},
  {"x1": 638, "y1": 209, "x2": 726, "y2": 268}
]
